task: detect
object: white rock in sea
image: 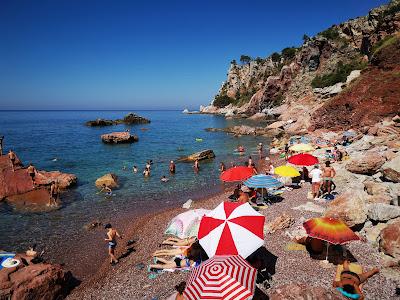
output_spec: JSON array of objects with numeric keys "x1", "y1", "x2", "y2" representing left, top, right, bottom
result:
[
  {"x1": 182, "y1": 199, "x2": 192, "y2": 209},
  {"x1": 182, "y1": 108, "x2": 189, "y2": 114}
]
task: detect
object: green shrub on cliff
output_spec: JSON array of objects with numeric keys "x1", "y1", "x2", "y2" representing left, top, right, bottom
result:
[
  {"x1": 282, "y1": 47, "x2": 297, "y2": 60},
  {"x1": 319, "y1": 27, "x2": 340, "y2": 40},
  {"x1": 311, "y1": 60, "x2": 367, "y2": 88},
  {"x1": 271, "y1": 52, "x2": 281, "y2": 62},
  {"x1": 213, "y1": 94, "x2": 234, "y2": 108},
  {"x1": 371, "y1": 35, "x2": 398, "y2": 56},
  {"x1": 240, "y1": 55, "x2": 252, "y2": 64}
]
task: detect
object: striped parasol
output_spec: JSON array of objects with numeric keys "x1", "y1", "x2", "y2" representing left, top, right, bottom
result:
[
  {"x1": 184, "y1": 255, "x2": 257, "y2": 300},
  {"x1": 243, "y1": 174, "x2": 283, "y2": 189}
]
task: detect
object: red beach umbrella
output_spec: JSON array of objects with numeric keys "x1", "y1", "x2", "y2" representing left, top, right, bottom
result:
[
  {"x1": 288, "y1": 153, "x2": 318, "y2": 166},
  {"x1": 184, "y1": 255, "x2": 257, "y2": 300},
  {"x1": 220, "y1": 166, "x2": 254, "y2": 182},
  {"x1": 198, "y1": 202, "x2": 265, "y2": 258}
]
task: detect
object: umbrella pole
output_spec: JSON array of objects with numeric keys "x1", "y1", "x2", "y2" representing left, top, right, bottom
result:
[{"x1": 325, "y1": 242, "x2": 329, "y2": 262}]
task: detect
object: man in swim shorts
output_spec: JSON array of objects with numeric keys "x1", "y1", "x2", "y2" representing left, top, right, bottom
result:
[
  {"x1": 104, "y1": 223, "x2": 122, "y2": 265},
  {"x1": 27, "y1": 163, "x2": 37, "y2": 186},
  {"x1": 322, "y1": 161, "x2": 336, "y2": 194},
  {"x1": 8, "y1": 150, "x2": 16, "y2": 171},
  {"x1": 169, "y1": 160, "x2": 176, "y2": 174}
]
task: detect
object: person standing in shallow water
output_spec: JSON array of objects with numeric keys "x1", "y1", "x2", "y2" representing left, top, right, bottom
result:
[
  {"x1": 219, "y1": 162, "x2": 226, "y2": 172},
  {"x1": 194, "y1": 159, "x2": 199, "y2": 173},
  {"x1": 169, "y1": 160, "x2": 176, "y2": 174},
  {"x1": 49, "y1": 181, "x2": 60, "y2": 206},
  {"x1": 104, "y1": 223, "x2": 122, "y2": 265}
]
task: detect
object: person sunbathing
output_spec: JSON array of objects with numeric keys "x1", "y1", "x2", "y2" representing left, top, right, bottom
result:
[
  {"x1": 162, "y1": 236, "x2": 197, "y2": 247},
  {"x1": 333, "y1": 260, "x2": 379, "y2": 300},
  {"x1": 153, "y1": 241, "x2": 199, "y2": 257},
  {"x1": 149, "y1": 243, "x2": 204, "y2": 270}
]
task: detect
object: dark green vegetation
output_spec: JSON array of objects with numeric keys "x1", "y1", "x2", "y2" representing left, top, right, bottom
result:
[
  {"x1": 311, "y1": 59, "x2": 368, "y2": 88},
  {"x1": 240, "y1": 55, "x2": 252, "y2": 64},
  {"x1": 319, "y1": 27, "x2": 340, "y2": 40},
  {"x1": 213, "y1": 94, "x2": 235, "y2": 108},
  {"x1": 281, "y1": 47, "x2": 297, "y2": 60},
  {"x1": 371, "y1": 35, "x2": 399, "y2": 56}
]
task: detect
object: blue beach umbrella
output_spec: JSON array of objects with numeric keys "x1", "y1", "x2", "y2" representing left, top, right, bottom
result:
[{"x1": 244, "y1": 174, "x2": 283, "y2": 189}]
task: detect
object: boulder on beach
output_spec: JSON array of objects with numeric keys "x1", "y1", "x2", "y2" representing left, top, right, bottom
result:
[
  {"x1": 345, "y1": 152, "x2": 386, "y2": 175},
  {"x1": 381, "y1": 154, "x2": 400, "y2": 183},
  {"x1": 367, "y1": 204, "x2": 400, "y2": 222},
  {"x1": 269, "y1": 283, "x2": 342, "y2": 300},
  {"x1": 178, "y1": 150, "x2": 215, "y2": 162},
  {"x1": 85, "y1": 113, "x2": 150, "y2": 126},
  {"x1": 101, "y1": 132, "x2": 138, "y2": 144},
  {"x1": 0, "y1": 253, "x2": 74, "y2": 300},
  {"x1": 325, "y1": 191, "x2": 367, "y2": 227},
  {"x1": 379, "y1": 220, "x2": 400, "y2": 259},
  {"x1": 95, "y1": 173, "x2": 118, "y2": 189}
]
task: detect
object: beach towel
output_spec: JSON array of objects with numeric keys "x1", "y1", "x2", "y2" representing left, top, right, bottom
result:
[
  {"x1": 335, "y1": 263, "x2": 363, "y2": 282},
  {"x1": 0, "y1": 253, "x2": 15, "y2": 270},
  {"x1": 284, "y1": 242, "x2": 306, "y2": 252}
]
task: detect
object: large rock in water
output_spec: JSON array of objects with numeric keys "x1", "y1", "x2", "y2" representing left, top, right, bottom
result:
[
  {"x1": 367, "y1": 204, "x2": 400, "y2": 222},
  {"x1": 269, "y1": 283, "x2": 342, "y2": 300},
  {"x1": 101, "y1": 132, "x2": 138, "y2": 144},
  {"x1": 0, "y1": 253, "x2": 74, "y2": 300},
  {"x1": 0, "y1": 155, "x2": 76, "y2": 201},
  {"x1": 178, "y1": 150, "x2": 215, "y2": 162},
  {"x1": 95, "y1": 173, "x2": 118, "y2": 189},
  {"x1": 381, "y1": 154, "x2": 400, "y2": 183},
  {"x1": 325, "y1": 191, "x2": 367, "y2": 227},
  {"x1": 379, "y1": 220, "x2": 400, "y2": 259},
  {"x1": 345, "y1": 152, "x2": 386, "y2": 175},
  {"x1": 85, "y1": 113, "x2": 150, "y2": 126}
]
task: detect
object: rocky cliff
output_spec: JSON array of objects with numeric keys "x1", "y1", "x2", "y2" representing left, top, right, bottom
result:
[{"x1": 201, "y1": 0, "x2": 400, "y2": 133}]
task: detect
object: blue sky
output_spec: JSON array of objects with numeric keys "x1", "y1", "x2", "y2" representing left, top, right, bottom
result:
[{"x1": 0, "y1": 0, "x2": 389, "y2": 110}]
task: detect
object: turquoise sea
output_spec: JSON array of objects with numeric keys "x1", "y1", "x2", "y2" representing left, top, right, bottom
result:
[{"x1": 0, "y1": 110, "x2": 269, "y2": 276}]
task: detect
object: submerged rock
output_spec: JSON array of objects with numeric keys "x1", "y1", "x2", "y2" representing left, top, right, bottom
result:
[
  {"x1": 95, "y1": 173, "x2": 118, "y2": 189},
  {"x1": 101, "y1": 132, "x2": 139, "y2": 144},
  {"x1": 5, "y1": 188, "x2": 56, "y2": 212},
  {"x1": 85, "y1": 119, "x2": 114, "y2": 126},
  {"x1": 178, "y1": 150, "x2": 215, "y2": 162}
]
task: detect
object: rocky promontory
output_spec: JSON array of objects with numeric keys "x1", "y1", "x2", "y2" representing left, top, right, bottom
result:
[
  {"x1": 85, "y1": 113, "x2": 150, "y2": 126},
  {"x1": 0, "y1": 153, "x2": 77, "y2": 211},
  {"x1": 178, "y1": 149, "x2": 215, "y2": 162},
  {"x1": 101, "y1": 132, "x2": 139, "y2": 144}
]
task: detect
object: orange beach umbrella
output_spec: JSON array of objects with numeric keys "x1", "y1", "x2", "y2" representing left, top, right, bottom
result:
[{"x1": 303, "y1": 217, "x2": 359, "y2": 245}]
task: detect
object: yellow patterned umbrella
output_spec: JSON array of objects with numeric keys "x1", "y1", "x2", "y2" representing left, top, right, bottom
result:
[
  {"x1": 274, "y1": 165, "x2": 300, "y2": 178},
  {"x1": 289, "y1": 143, "x2": 314, "y2": 152}
]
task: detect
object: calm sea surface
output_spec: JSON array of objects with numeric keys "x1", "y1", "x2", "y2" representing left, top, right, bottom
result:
[{"x1": 0, "y1": 110, "x2": 269, "y2": 275}]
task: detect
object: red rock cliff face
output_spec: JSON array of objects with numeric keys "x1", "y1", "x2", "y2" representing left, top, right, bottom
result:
[{"x1": 310, "y1": 36, "x2": 400, "y2": 131}]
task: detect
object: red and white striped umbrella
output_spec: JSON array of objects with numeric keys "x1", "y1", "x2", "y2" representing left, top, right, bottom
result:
[
  {"x1": 198, "y1": 202, "x2": 265, "y2": 258},
  {"x1": 184, "y1": 255, "x2": 256, "y2": 300}
]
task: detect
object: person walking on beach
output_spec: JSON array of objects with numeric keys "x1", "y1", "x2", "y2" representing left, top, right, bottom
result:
[
  {"x1": 322, "y1": 161, "x2": 336, "y2": 194},
  {"x1": 49, "y1": 181, "x2": 60, "y2": 206},
  {"x1": 285, "y1": 143, "x2": 290, "y2": 160},
  {"x1": 27, "y1": 163, "x2": 37, "y2": 186},
  {"x1": 309, "y1": 165, "x2": 322, "y2": 199},
  {"x1": 8, "y1": 150, "x2": 16, "y2": 171},
  {"x1": 104, "y1": 223, "x2": 122, "y2": 265},
  {"x1": 194, "y1": 159, "x2": 199, "y2": 173},
  {"x1": 0, "y1": 136, "x2": 4, "y2": 156},
  {"x1": 169, "y1": 160, "x2": 176, "y2": 174}
]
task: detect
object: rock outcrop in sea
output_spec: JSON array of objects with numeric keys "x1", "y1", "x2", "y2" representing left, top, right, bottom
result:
[
  {"x1": 85, "y1": 112, "x2": 150, "y2": 126},
  {"x1": 178, "y1": 149, "x2": 215, "y2": 162},
  {"x1": 101, "y1": 132, "x2": 139, "y2": 144},
  {"x1": 0, "y1": 154, "x2": 77, "y2": 211}
]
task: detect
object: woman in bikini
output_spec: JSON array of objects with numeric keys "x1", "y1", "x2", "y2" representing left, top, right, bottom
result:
[
  {"x1": 333, "y1": 260, "x2": 379, "y2": 300},
  {"x1": 153, "y1": 240, "x2": 199, "y2": 257},
  {"x1": 162, "y1": 236, "x2": 197, "y2": 247}
]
